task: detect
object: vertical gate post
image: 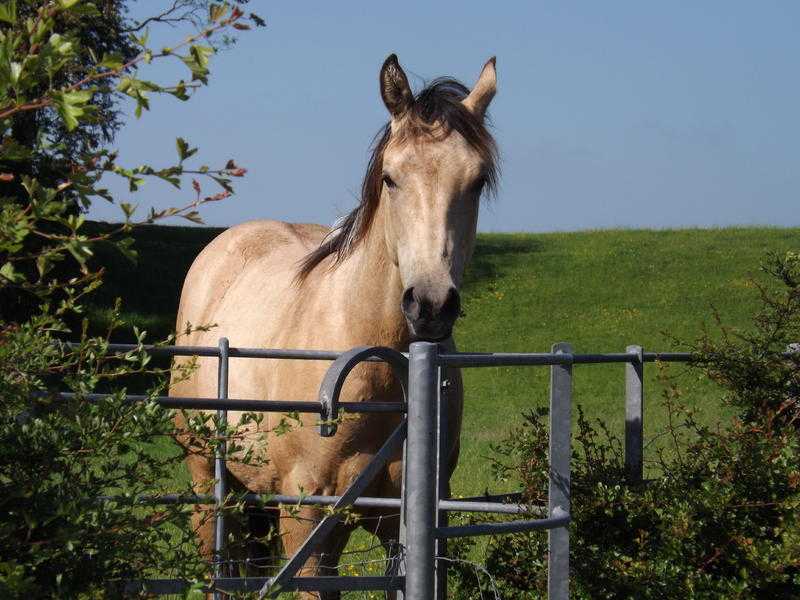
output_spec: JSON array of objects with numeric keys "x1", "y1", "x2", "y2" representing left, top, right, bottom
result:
[
  {"x1": 548, "y1": 342, "x2": 572, "y2": 600},
  {"x1": 405, "y1": 341, "x2": 438, "y2": 600},
  {"x1": 434, "y1": 366, "x2": 449, "y2": 600},
  {"x1": 397, "y1": 440, "x2": 408, "y2": 600},
  {"x1": 213, "y1": 338, "x2": 230, "y2": 600},
  {"x1": 625, "y1": 345, "x2": 644, "y2": 483}
]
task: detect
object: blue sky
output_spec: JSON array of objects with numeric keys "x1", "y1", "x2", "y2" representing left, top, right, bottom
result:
[{"x1": 89, "y1": 2, "x2": 800, "y2": 232}]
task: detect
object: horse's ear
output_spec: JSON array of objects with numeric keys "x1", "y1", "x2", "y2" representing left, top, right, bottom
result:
[
  {"x1": 462, "y1": 57, "x2": 497, "y2": 119},
  {"x1": 380, "y1": 54, "x2": 413, "y2": 117}
]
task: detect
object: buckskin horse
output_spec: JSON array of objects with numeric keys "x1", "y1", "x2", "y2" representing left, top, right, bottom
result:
[{"x1": 170, "y1": 54, "x2": 498, "y2": 599}]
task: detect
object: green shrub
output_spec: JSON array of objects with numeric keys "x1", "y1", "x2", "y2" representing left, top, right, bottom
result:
[
  {"x1": 449, "y1": 251, "x2": 800, "y2": 599},
  {"x1": 0, "y1": 2, "x2": 264, "y2": 596},
  {"x1": 0, "y1": 319, "x2": 205, "y2": 597}
]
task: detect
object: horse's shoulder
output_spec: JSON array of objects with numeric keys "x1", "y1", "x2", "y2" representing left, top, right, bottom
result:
[{"x1": 178, "y1": 219, "x2": 328, "y2": 339}]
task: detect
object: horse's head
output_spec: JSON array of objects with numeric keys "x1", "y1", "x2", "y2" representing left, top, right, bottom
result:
[
  {"x1": 378, "y1": 55, "x2": 498, "y2": 341},
  {"x1": 298, "y1": 55, "x2": 498, "y2": 342}
]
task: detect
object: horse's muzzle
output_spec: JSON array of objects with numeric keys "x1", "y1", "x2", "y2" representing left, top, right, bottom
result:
[{"x1": 401, "y1": 285, "x2": 461, "y2": 342}]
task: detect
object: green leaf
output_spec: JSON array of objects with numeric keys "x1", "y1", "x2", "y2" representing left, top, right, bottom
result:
[
  {"x1": 116, "y1": 77, "x2": 133, "y2": 93},
  {"x1": 175, "y1": 137, "x2": 197, "y2": 161},
  {"x1": 98, "y1": 52, "x2": 124, "y2": 70},
  {"x1": 64, "y1": 239, "x2": 92, "y2": 265},
  {"x1": 180, "y1": 45, "x2": 214, "y2": 83},
  {"x1": 47, "y1": 33, "x2": 74, "y2": 57},
  {"x1": 191, "y1": 45, "x2": 214, "y2": 69},
  {"x1": 128, "y1": 176, "x2": 143, "y2": 192},
  {"x1": 166, "y1": 79, "x2": 191, "y2": 101},
  {"x1": 135, "y1": 29, "x2": 149, "y2": 48},
  {"x1": 119, "y1": 202, "x2": 135, "y2": 219},
  {"x1": 0, "y1": 261, "x2": 23, "y2": 283},
  {"x1": 69, "y1": 4, "x2": 100, "y2": 17},
  {"x1": 51, "y1": 90, "x2": 93, "y2": 131},
  {"x1": 0, "y1": 1, "x2": 17, "y2": 25},
  {"x1": 133, "y1": 91, "x2": 150, "y2": 118},
  {"x1": 116, "y1": 236, "x2": 138, "y2": 264},
  {"x1": 35, "y1": 255, "x2": 48, "y2": 277},
  {"x1": 9, "y1": 62, "x2": 21, "y2": 85},
  {"x1": 182, "y1": 211, "x2": 203, "y2": 224},
  {"x1": 211, "y1": 176, "x2": 233, "y2": 193}
]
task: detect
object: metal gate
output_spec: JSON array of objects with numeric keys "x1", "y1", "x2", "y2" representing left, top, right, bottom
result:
[{"x1": 59, "y1": 338, "x2": 692, "y2": 598}]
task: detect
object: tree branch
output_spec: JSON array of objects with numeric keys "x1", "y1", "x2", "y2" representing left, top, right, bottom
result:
[
  {"x1": 121, "y1": 0, "x2": 204, "y2": 33},
  {"x1": 0, "y1": 9, "x2": 243, "y2": 121}
]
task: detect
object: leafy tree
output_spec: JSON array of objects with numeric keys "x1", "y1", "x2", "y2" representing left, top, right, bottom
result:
[
  {"x1": 1, "y1": 0, "x2": 260, "y2": 193},
  {"x1": 449, "y1": 252, "x2": 800, "y2": 599},
  {"x1": 1, "y1": 0, "x2": 136, "y2": 200},
  {"x1": 0, "y1": 0, "x2": 261, "y2": 322},
  {"x1": 0, "y1": 1, "x2": 264, "y2": 596}
]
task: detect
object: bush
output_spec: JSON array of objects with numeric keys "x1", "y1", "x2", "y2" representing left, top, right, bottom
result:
[
  {"x1": 0, "y1": 320, "x2": 205, "y2": 596},
  {"x1": 449, "y1": 251, "x2": 800, "y2": 599},
  {"x1": 0, "y1": 2, "x2": 263, "y2": 596}
]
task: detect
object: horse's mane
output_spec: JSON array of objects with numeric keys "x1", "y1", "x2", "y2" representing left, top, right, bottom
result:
[{"x1": 296, "y1": 77, "x2": 498, "y2": 282}]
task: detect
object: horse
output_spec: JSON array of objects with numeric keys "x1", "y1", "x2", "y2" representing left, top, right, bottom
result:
[{"x1": 170, "y1": 54, "x2": 498, "y2": 599}]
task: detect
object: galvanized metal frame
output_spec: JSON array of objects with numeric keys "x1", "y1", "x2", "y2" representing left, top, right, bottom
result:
[
  {"x1": 404, "y1": 342, "x2": 439, "y2": 598},
  {"x1": 434, "y1": 363, "x2": 450, "y2": 599},
  {"x1": 548, "y1": 343, "x2": 572, "y2": 600},
  {"x1": 52, "y1": 339, "x2": 702, "y2": 598},
  {"x1": 318, "y1": 345, "x2": 409, "y2": 436},
  {"x1": 625, "y1": 344, "x2": 644, "y2": 483},
  {"x1": 213, "y1": 338, "x2": 229, "y2": 600}
]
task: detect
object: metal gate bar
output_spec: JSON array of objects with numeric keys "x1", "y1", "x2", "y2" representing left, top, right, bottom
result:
[
  {"x1": 436, "y1": 507, "x2": 570, "y2": 538},
  {"x1": 67, "y1": 341, "x2": 403, "y2": 361},
  {"x1": 114, "y1": 492, "x2": 542, "y2": 514},
  {"x1": 404, "y1": 342, "x2": 439, "y2": 599},
  {"x1": 547, "y1": 342, "x2": 572, "y2": 600},
  {"x1": 435, "y1": 364, "x2": 450, "y2": 599},
  {"x1": 52, "y1": 392, "x2": 405, "y2": 413},
  {"x1": 123, "y1": 575, "x2": 404, "y2": 595},
  {"x1": 213, "y1": 338, "x2": 229, "y2": 600},
  {"x1": 625, "y1": 344, "x2": 644, "y2": 483}
]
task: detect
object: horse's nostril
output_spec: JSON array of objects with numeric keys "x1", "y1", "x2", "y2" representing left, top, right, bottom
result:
[
  {"x1": 402, "y1": 287, "x2": 417, "y2": 317},
  {"x1": 440, "y1": 287, "x2": 461, "y2": 322},
  {"x1": 403, "y1": 285, "x2": 460, "y2": 329}
]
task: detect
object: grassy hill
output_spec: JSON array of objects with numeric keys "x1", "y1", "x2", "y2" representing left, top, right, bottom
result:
[
  {"x1": 455, "y1": 227, "x2": 798, "y2": 493},
  {"x1": 86, "y1": 224, "x2": 799, "y2": 495}
]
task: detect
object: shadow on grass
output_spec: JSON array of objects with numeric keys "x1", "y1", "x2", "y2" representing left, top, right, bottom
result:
[{"x1": 466, "y1": 236, "x2": 544, "y2": 284}]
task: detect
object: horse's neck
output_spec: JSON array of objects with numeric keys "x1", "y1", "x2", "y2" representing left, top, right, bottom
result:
[{"x1": 328, "y1": 216, "x2": 409, "y2": 349}]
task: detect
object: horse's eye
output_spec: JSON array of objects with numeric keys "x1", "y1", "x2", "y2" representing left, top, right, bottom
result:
[{"x1": 382, "y1": 174, "x2": 396, "y2": 189}]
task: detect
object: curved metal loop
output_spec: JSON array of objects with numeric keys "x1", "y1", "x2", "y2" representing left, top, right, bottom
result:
[{"x1": 317, "y1": 346, "x2": 409, "y2": 437}]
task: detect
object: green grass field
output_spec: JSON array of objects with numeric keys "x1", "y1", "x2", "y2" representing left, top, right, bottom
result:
[
  {"x1": 86, "y1": 224, "x2": 797, "y2": 593},
  {"x1": 454, "y1": 227, "x2": 800, "y2": 493},
  {"x1": 88, "y1": 224, "x2": 798, "y2": 495}
]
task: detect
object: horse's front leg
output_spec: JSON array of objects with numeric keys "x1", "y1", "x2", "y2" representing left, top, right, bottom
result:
[
  {"x1": 278, "y1": 506, "x2": 354, "y2": 600},
  {"x1": 183, "y1": 452, "x2": 216, "y2": 564}
]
